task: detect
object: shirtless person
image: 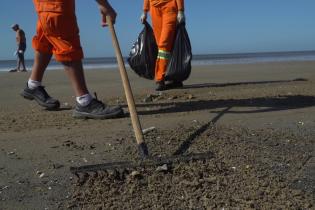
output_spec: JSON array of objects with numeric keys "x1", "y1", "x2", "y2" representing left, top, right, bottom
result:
[{"x1": 11, "y1": 24, "x2": 27, "y2": 72}]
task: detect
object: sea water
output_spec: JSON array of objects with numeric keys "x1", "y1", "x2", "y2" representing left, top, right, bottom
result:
[{"x1": 0, "y1": 51, "x2": 315, "y2": 72}]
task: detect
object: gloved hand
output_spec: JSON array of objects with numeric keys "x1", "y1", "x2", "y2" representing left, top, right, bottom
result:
[
  {"x1": 140, "y1": 12, "x2": 147, "y2": 24},
  {"x1": 177, "y1": 10, "x2": 185, "y2": 23}
]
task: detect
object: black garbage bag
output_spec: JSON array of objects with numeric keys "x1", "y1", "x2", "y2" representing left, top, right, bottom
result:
[
  {"x1": 165, "y1": 23, "x2": 192, "y2": 82},
  {"x1": 127, "y1": 21, "x2": 157, "y2": 80}
]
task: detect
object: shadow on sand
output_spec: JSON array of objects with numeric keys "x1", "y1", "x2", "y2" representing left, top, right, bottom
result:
[
  {"x1": 128, "y1": 79, "x2": 313, "y2": 155},
  {"x1": 137, "y1": 95, "x2": 315, "y2": 116},
  {"x1": 181, "y1": 78, "x2": 308, "y2": 89}
]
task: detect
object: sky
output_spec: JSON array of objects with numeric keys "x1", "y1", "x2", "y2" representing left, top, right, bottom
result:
[{"x1": 0, "y1": 0, "x2": 314, "y2": 60}]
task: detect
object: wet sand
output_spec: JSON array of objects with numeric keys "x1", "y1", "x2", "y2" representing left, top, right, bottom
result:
[{"x1": 0, "y1": 61, "x2": 314, "y2": 209}]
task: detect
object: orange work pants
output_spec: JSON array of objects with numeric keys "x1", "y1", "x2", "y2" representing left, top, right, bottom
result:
[
  {"x1": 32, "y1": 0, "x2": 83, "y2": 62},
  {"x1": 150, "y1": 0, "x2": 178, "y2": 81}
]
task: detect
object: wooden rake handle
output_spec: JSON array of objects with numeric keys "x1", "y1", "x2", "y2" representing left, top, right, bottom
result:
[{"x1": 106, "y1": 16, "x2": 148, "y2": 157}]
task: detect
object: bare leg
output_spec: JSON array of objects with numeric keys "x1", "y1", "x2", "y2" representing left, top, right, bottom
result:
[
  {"x1": 21, "y1": 54, "x2": 27, "y2": 71},
  {"x1": 66, "y1": 60, "x2": 124, "y2": 119},
  {"x1": 16, "y1": 58, "x2": 20, "y2": 71},
  {"x1": 21, "y1": 51, "x2": 60, "y2": 109},
  {"x1": 61, "y1": 60, "x2": 89, "y2": 97},
  {"x1": 30, "y1": 51, "x2": 52, "y2": 82}
]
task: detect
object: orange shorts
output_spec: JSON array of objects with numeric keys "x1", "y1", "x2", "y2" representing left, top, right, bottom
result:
[{"x1": 32, "y1": 0, "x2": 83, "y2": 62}]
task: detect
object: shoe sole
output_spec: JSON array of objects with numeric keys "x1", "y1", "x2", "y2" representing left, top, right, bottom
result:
[
  {"x1": 72, "y1": 109, "x2": 124, "y2": 119},
  {"x1": 20, "y1": 91, "x2": 60, "y2": 109}
]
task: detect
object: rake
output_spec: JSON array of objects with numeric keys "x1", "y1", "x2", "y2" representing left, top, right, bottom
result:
[{"x1": 70, "y1": 16, "x2": 213, "y2": 175}]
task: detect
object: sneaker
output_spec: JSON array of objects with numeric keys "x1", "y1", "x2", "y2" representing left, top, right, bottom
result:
[
  {"x1": 20, "y1": 85, "x2": 60, "y2": 109},
  {"x1": 155, "y1": 81, "x2": 167, "y2": 91},
  {"x1": 73, "y1": 98, "x2": 124, "y2": 119},
  {"x1": 166, "y1": 81, "x2": 183, "y2": 89}
]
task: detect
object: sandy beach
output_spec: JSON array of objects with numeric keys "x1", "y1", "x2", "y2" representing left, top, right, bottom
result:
[{"x1": 0, "y1": 61, "x2": 314, "y2": 209}]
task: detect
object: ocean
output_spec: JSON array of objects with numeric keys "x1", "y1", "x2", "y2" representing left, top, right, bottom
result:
[{"x1": 1, "y1": 51, "x2": 315, "y2": 72}]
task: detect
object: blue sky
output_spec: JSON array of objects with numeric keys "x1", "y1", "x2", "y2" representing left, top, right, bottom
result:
[{"x1": 0, "y1": 0, "x2": 314, "y2": 60}]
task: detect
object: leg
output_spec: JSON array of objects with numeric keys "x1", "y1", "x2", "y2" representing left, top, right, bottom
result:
[
  {"x1": 61, "y1": 60, "x2": 88, "y2": 97},
  {"x1": 32, "y1": 8, "x2": 123, "y2": 118},
  {"x1": 30, "y1": 51, "x2": 52, "y2": 81},
  {"x1": 20, "y1": 50, "x2": 60, "y2": 109},
  {"x1": 20, "y1": 53, "x2": 27, "y2": 71},
  {"x1": 150, "y1": 5, "x2": 167, "y2": 90},
  {"x1": 18, "y1": 59, "x2": 23, "y2": 71},
  {"x1": 151, "y1": 2, "x2": 177, "y2": 86},
  {"x1": 17, "y1": 57, "x2": 21, "y2": 71},
  {"x1": 150, "y1": 6, "x2": 163, "y2": 82},
  {"x1": 60, "y1": 60, "x2": 124, "y2": 119}
]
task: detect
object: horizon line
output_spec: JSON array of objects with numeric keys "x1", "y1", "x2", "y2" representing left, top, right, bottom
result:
[{"x1": 1, "y1": 49, "x2": 315, "y2": 62}]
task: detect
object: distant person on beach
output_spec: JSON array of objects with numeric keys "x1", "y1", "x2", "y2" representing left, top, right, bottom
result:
[
  {"x1": 20, "y1": 0, "x2": 124, "y2": 119},
  {"x1": 11, "y1": 24, "x2": 27, "y2": 72},
  {"x1": 140, "y1": 0, "x2": 186, "y2": 91}
]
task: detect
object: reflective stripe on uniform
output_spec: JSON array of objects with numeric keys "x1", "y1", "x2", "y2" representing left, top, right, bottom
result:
[{"x1": 157, "y1": 49, "x2": 171, "y2": 60}]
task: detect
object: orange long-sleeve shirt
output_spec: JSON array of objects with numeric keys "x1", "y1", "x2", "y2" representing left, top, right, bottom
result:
[{"x1": 143, "y1": 0, "x2": 184, "y2": 12}]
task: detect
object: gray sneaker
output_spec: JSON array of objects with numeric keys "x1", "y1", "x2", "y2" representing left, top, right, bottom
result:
[
  {"x1": 20, "y1": 85, "x2": 60, "y2": 109},
  {"x1": 73, "y1": 99, "x2": 124, "y2": 119}
]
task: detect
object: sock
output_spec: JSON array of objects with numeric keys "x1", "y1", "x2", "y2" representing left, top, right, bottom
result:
[
  {"x1": 76, "y1": 93, "x2": 93, "y2": 106},
  {"x1": 27, "y1": 79, "x2": 41, "y2": 90}
]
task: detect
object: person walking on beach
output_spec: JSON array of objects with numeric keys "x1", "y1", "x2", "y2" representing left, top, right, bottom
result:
[
  {"x1": 11, "y1": 24, "x2": 27, "y2": 72},
  {"x1": 140, "y1": 0, "x2": 186, "y2": 91},
  {"x1": 20, "y1": 0, "x2": 124, "y2": 119}
]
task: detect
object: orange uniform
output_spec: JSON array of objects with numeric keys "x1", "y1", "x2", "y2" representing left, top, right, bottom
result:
[
  {"x1": 32, "y1": 0, "x2": 83, "y2": 62},
  {"x1": 143, "y1": 0, "x2": 184, "y2": 81}
]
